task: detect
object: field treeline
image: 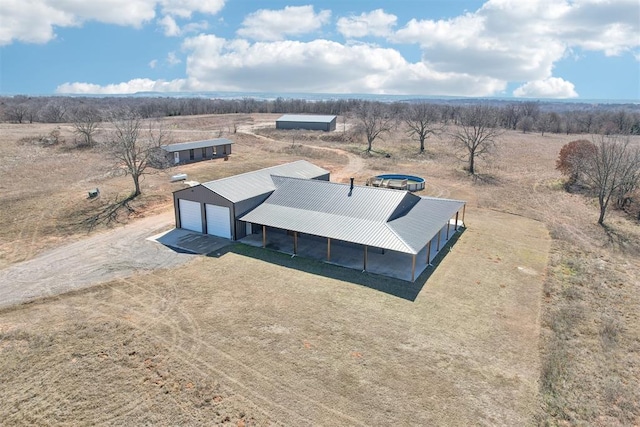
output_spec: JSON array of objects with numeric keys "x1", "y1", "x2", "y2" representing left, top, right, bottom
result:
[{"x1": 2, "y1": 95, "x2": 640, "y2": 136}]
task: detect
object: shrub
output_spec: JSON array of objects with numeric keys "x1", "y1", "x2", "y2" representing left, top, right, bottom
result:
[{"x1": 556, "y1": 139, "x2": 596, "y2": 188}]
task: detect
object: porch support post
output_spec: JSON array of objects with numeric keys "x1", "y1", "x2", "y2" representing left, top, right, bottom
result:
[
  {"x1": 446, "y1": 219, "x2": 451, "y2": 240},
  {"x1": 262, "y1": 225, "x2": 266, "y2": 248},
  {"x1": 437, "y1": 228, "x2": 441, "y2": 251},
  {"x1": 363, "y1": 245, "x2": 368, "y2": 271},
  {"x1": 455, "y1": 211, "x2": 459, "y2": 231},
  {"x1": 327, "y1": 238, "x2": 331, "y2": 261},
  {"x1": 411, "y1": 254, "x2": 416, "y2": 282},
  {"x1": 293, "y1": 231, "x2": 298, "y2": 255},
  {"x1": 426, "y1": 240, "x2": 432, "y2": 265},
  {"x1": 462, "y1": 204, "x2": 466, "y2": 223}
]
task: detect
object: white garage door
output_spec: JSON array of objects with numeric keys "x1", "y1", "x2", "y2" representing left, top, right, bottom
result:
[
  {"x1": 206, "y1": 204, "x2": 231, "y2": 239},
  {"x1": 178, "y1": 199, "x2": 202, "y2": 232}
]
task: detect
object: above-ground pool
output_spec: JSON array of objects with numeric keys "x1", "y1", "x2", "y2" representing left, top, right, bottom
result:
[{"x1": 370, "y1": 174, "x2": 426, "y2": 192}]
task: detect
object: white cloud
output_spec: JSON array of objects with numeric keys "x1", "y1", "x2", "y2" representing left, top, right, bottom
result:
[
  {"x1": 181, "y1": 35, "x2": 504, "y2": 95},
  {"x1": 56, "y1": 78, "x2": 187, "y2": 94},
  {"x1": 182, "y1": 21, "x2": 209, "y2": 34},
  {"x1": 513, "y1": 77, "x2": 578, "y2": 98},
  {"x1": 237, "y1": 5, "x2": 331, "y2": 41},
  {"x1": 166, "y1": 52, "x2": 181, "y2": 65},
  {"x1": 0, "y1": 0, "x2": 224, "y2": 45},
  {"x1": 160, "y1": 0, "x2": 225, "y2": 19},
  {"x1": 0, "y1": 0, "x2": 76, "y2": 45},
  {"x1": 158, "y1": 15, "x2": 180, "y2": 36},
  {"x1": 392, "y1": 0, "x2": 639, "y2": 83},
  {"x1": 337, "y1": 9, "x2": 397, "y2": 38},
  {"x1": 158, "y1": 15, "x2": 208, "y2": 37},
  {"x1": 149, "y1": 59, "x2": 158, "y2": 68},
  {"x1": 55, "y1": 37, "x2": 505, "y2": 96}
]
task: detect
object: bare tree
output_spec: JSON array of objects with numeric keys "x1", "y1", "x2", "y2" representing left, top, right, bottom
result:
[
  {"x1": 581, "y1": 135, "x2": 640, "y2": 225},
  {"x1": 41, "y1": 100, "x2": 68, "y2": 123},
  {"x1": 355, "y1": 102, "x2": 395, "y2": 153},
  {"x1": 537, "y1": 113, "x2": 553, "y2": 136},
  {"x1": 404, "y1": 103, "x2": 442, "y2": 153},
  {"x1": 451, "y1": 105, "x2": 502, "y2": 175},
  {"x1": 71, "y1": 107, "x2": 101, "y2": 147},
  {"x1": 105, "y1": 112, "x2": 168, "y2": 197},
  {"x1": 4, "y1": 103, "x2": 29, "y2": 123}
]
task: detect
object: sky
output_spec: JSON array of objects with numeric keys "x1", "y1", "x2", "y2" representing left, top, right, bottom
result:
[{"x1": 0, "y1": 0, "x2": 639, "y2": 100}]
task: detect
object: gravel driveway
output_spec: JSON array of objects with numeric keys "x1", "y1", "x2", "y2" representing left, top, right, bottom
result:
[{"x1": 0, "y1": 211, "x2": 194, "y2": 310}]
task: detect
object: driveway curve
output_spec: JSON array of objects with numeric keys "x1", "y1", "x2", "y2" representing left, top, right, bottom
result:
[{"x1": 0, "y1": 211, "x2": 189, "y2": 310}]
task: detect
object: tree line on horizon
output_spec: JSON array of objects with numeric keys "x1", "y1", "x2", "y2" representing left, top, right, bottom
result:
[{"x1": 2, "y1": 95, "x2": 640, "y2": 136}]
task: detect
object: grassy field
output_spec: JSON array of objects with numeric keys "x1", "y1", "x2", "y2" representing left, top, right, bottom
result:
[
  {"x1": 0, "y1": 207, "x2": 549, "y2": 425},
  {"x1": 0, "y1": 114, "x2": 639, "y2": 425}
]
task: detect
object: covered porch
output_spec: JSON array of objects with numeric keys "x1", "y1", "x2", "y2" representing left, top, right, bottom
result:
[{"x1": 240, "y1": 217, "x2": 464, "y2": 282}]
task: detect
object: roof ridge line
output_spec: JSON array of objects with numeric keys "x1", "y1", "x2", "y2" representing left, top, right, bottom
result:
[{"x1": 384, "y1": 223, "x2": 417, "y2": 254}]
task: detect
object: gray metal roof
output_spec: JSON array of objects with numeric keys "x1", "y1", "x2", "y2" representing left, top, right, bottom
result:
[
  {"x1": 387, "y1": 197, "x2": 465, "y2": 253},
  {"x1": 162, "y1": 138, "x2": 233, "y2": 152},
  {"x1": 202, "y1": 160, "x2": 329, "y2": 203},
  {"x1": 276, "y1": 114, "x2": 337, "y2": 123},
  {"x1": 240, "y1": 176, "x2": 465, "y2": 254}
]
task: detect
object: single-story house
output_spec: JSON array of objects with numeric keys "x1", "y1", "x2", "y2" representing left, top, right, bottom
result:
[
  {"x1": 161, "y1": 138, "x2": 233, "y2": 165},
  {"x1": 276, "y1": 114, "x2": 337, "y2": 132},
  {"x1": 173, "y1": 160, "x2": 466, "y2": 282}
]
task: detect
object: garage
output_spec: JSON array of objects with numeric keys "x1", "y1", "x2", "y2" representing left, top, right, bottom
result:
[
  {"x1": 206, "y1": 204, "x2": 231, "y2": 238},
  {"x1": 178, "y1": 199, "x2": 202, "y2": 232},
  {"x1": 172, "y1": 160, "x2": 330, "y2": 240}
]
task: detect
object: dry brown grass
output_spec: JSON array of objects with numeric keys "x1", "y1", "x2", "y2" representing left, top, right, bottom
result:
[
  {"x1": 1, "y1": 115, "x2": 639, "y2": 425},
  {"x1": 0, "y1": 207, "x2": 548, "y2": 425}
]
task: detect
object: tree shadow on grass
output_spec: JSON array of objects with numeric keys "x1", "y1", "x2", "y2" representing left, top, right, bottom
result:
[
  {"x1": 601, "y1": 223, "x2": 640, "y2": 256},
  {"x1": 80, "y1": 193, "x2": 137, "y2": 231},
  {"x1": 210, "y1": 229, "x2": 465, "y2": 302}
]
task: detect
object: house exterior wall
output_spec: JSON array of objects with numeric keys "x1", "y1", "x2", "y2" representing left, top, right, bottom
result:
[
  {"x1": 173, "y1": 185, "x2": 235, "y2": 236},
  {"x1": 168, "y1": 144, "x2": 233, "y2": 165},
  {"x1": 276, "y1": 120, "x2": 335, "y2": 132}
]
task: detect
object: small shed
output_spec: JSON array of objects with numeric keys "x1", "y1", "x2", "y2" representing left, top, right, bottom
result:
[
  {"x1": 162, "y1": 138, "x2": 233, "y2": 165},
  {"x1": 276, "y1": 114, "x2": 337, "y2": 132}
]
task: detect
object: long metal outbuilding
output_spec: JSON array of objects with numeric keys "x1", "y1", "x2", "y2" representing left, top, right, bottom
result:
[
  {"x1": 161, "y1": 138, "x2": 233, "y2": 165},
  {"x1": 172, "y1": 161, "x2": 466, "y2": 282},
  {"x1": 276, "y1": 114, "x2": 337, "y2": 131}
]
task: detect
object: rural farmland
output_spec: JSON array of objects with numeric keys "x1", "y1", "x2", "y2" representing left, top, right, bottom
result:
[{"x1": 0, "y1": 112, "x2": 639, "y2": 425}]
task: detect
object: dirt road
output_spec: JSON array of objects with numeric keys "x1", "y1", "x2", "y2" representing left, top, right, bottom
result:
[
  {"x1": 0, "y1": 211, "x2": 189, "y2": 310},
  {"x1": 236, "y1": 123, "x2": 364, "y2": 182}
]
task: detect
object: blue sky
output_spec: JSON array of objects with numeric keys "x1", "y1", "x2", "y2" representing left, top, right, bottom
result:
[{"x1": 1, "y1": 0, "x2": 638, "y2": 99}]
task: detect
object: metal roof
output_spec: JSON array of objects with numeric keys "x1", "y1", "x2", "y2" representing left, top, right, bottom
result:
[
  {"x1": 162, "y1": 138, "x2": 233, "y2": 152},
  {"x1": 202, "y1": 160, "x2": 329, "y2": 203},
  {"x1": 240, "y1": 176, "x2": 465, "y2": 254},
  {"x1": 276, "y1": 114, "x2": 337, "y2": 123},
  {"x1": 388, "y1": 197, "x2": 466, "y2": 253}
]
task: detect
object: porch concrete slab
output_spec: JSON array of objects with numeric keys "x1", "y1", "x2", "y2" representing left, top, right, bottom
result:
[
  {"x1": 149, "y1": 228, "x2": 231, "y2": 254},
  {"x1": 240, "y1": 223, "x2": 461, "y2": 282}
]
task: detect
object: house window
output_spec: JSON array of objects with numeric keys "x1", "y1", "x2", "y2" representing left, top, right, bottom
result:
[
  {"x1": 202, "y1": 147, "x2": 207, "y2": 158},
  {"x1": 189, "y1": 149, "x2": 195, "y2": 160}
]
